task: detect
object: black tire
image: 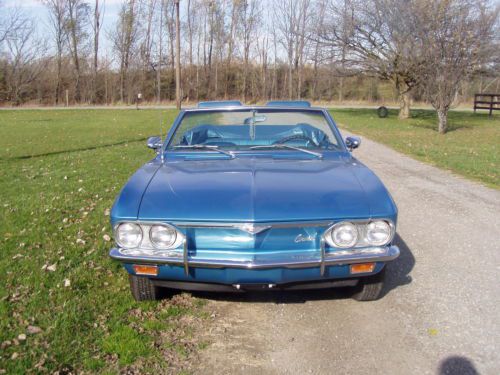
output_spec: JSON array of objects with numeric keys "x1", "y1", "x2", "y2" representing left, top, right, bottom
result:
[
  {"x1": 129, "y1": 274, "x2": 160, "y2": 301},
  {"x1": 377, "y1": 106, "x2": 389, "y2": 118},
  {"x1": 352, "y1": 268, "x2": 386, "y2": 301}
]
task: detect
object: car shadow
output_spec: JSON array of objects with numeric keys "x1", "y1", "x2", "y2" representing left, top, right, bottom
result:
[
  {"x1": 379, "y1": 233, "x2": 415, "y2": 298},
  {"x1": 187, "y1": 233, "x2": 415, "y2": 304},
  {"x1": 438, "y1": 356, "x2": 479, "y2": 375}
]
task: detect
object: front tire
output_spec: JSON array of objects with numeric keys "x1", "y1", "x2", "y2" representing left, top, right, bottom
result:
[
  {"x1": 129, "y1": 274, "x2": 160, "y2": 301},
  {"x1": 352, "y1": 268, "x2": 386, "y2": 301}
]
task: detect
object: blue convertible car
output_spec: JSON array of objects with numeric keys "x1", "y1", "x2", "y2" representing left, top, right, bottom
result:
[{"x1": 109, "y1": 101, "x2": 399, "y2": 301}]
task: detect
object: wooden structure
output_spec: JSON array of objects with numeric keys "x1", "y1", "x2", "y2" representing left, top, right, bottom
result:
[{"x1": 474, "y1": 94, "x2": 499, "y2": 116}]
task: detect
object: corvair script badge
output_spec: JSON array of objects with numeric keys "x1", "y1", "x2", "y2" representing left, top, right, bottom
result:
[{"x1": 294, "y1": 234, "x2": 315, "y2": 243}]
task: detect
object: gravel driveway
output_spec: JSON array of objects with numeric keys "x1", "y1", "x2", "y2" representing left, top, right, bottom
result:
[{"x1": 195, "y1": 133, "x2": 500, "y2": 375}]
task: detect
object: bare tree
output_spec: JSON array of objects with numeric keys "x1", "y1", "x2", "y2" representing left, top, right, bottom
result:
[
  {"x1": 310, "y1": 0, "x2": 328, "y2": 99},
  {"x1": 4, "y1": 19, "x2": 47, "y2": 105},
  {"x1": 224, "y1": 0, "x2": 239, "y2": 99},
  {"x1": 203, "y1": 1, "x2": 217, "y2": 98},
  {"x1": 165, "y1": 1, "x2": 175, "y2": 73},
  {"x1": 91, "y1": 0, "x2": 104, "y2": 103},
  {"x1": 270, "y1": 21, "x2": 278, "y2": 99},
  {"x1": 1, "y1": 0, "x2": 499, "y2": 108},
  {"x1": 240, "y1": 0, "x2": 260, "y2": 102},
  {"x1": 417, "y1": 0, "x2": 499, "y2": 133},
  {"x1": 257, "y1": 34, "x2": 269, "y2": 99},
  {"x1": 318, "y1": 0, "x2": 424, "y2": 118},
  {"x1": 65, "y1": 0, "x2": 90, "y2": 103},
  {"x1": 274, "y1": 0, "x2": 298, "y2": 99},
  {"x1": 297, "y1": 0, "x2": 312, "y2": 99},
  {"x1": 174, "y1": 0, "x2": 181, "y2": 108},
  {"x1": 43, "y1": 0, "x2": 67, "y2": 105},
  {"x1": 110, "y1": 0, "x2": 139, "y2": 103},
  {"x1": 184, "y1": 0, "x2": 198, "y2": 101},
  {"x1": 156, "y1": 0, "x2": 165, "y2": 102},
  {"x1": 0, "y1": 3, "x2": 28, "y2": 45}
]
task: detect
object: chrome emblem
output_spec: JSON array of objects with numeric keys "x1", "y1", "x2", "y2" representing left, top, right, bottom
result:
[
  {"x1": 294, "y1": 234, "x2": 315, "y2": 243},
  {"x1": 237, "y1": 224, "x2": 272, "y2": 235}
]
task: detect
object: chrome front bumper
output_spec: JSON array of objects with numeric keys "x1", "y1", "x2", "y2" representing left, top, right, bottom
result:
[{"x1": 109, "y1": 245, "x2": 400, "y2": 276}]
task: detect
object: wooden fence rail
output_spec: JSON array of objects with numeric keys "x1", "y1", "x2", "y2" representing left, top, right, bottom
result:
[{"x1": 474, "y1": 93, "x2": 499, "y2": 116}]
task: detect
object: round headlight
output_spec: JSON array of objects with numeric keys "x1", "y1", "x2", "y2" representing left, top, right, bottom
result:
[
  {"x1": 116, "y1": 223, "x2": 142, "y2": 248},
  {"x1": 366, "y1": 221, "x2": 392, "y2": 246},
  {"x1": 329, "y1": 222, "x2": 358, "y2": 248},
  {"x1": 150, "y1": 224, "x2": 177, "y2": 249}
]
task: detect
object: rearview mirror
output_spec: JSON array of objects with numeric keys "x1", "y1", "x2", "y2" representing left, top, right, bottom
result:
[
  {"x1": 147, "y1": 136, "x2": 163, "y2": 152},
  {"x1": 244, "y1": 115, "x2": 267, "y2": 125},
  {"x1": 345, "y1": 136, "x2": 361, "y2": 151}
]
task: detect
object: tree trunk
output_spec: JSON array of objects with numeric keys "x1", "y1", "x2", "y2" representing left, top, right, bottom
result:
[
  {"x1": 67, "y1": 1, "x2": 81, "y2": 103},
  {"x1": 186, "y1": 0, "x2": 193, "y2": 100},
  {"x1": 157, "y1": 0, "x2": 164, "y2": 103},
  {"x1": 174, "y1": 0, "x2": 181, "y2": 109},
  {"x1": 437, "y1": 108, "x2": 448, "y2": 134},
  {"x1": 93, "y1": 0, "x2": 100, "y2": 104},
  {"x1": 55, "y1": 56, "x2": 61, "y2": 105},
  {"x1": 398, "y1": 90, "x2": 411, "y2": 119}
]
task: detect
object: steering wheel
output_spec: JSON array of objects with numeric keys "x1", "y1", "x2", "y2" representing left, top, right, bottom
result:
[{"x1": 273, "y1": 134, "x2": 317, "y2": 146}]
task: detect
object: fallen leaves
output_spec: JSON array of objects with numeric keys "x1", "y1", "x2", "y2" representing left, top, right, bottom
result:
[
  {"x1": 47, "y1": 264, "x2": 57, "y2": 272},
  {"x1": 1, "y1": 340, "x2": 12, "y2": 349},
  {"x1": 428, "y1": 328, "x2": 439, "y2": 336},
  {"x1": 27, "y1": 326, "x2": 42, "y2": 335},
  {"x1": 42, "y1": 263, "x2": 57, "y2": 272}
]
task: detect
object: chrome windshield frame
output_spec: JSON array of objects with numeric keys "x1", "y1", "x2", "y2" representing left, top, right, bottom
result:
[{"x1": 162, "y1": 107, "x2": 348, "y2": 155}]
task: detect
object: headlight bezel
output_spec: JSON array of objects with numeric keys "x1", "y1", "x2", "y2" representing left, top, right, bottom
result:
[
  {"x1": 149, "y1": 223, "x2": 180, "y2": 249},
  {"x1": 327, "y1": 221, "x2": 359, "y2": 248},
  {"x1": 365, "y1": 220, "x2": 393, "y2": 246},
  {"x1": 324, "y1": 220, "x2": 395, "y2": 249},
  {"x1": 113, "y1": 222, "x2": 184, "y2": 250},
  {"x1": 115, "y1": 222, "x2": 143, "y2": 249}
]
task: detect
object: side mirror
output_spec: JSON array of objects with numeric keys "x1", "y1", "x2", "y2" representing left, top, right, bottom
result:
[
  {"x1": 147, "y1": 136, "x2": 163, "y2": 152},
  {"x1": 345, "y1": 136, "x2": 361, "y2": 151}
]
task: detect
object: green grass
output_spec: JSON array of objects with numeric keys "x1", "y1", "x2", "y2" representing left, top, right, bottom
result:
[
  {"x1": 0, "y1": 109, "x2": 173, "y2": 159},
  {"x1": 0, "y1": 106, "x2": 497, "y2": 372},
  {"x1": 330, "y1": 108, "x2": 499, "y2": 188},
  {"x1": 0, "y1": 108, "x2": 211, "y2": 374}
]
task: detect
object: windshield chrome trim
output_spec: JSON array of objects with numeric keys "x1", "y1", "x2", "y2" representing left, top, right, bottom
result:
[
  {"x1": 249, "y1": 144, "x2": 323, "y2": 159},
  {"x1": 163, "y1": 107, "x2": 348, "y2": 154}
]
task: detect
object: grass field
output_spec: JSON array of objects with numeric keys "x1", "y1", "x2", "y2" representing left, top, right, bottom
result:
[
  {"x1": 330, "y1": 108, "x2": 499, "y2": 188},
  {"x1": 0, "y1": 109, "x2": 211, "y2": 374},
  {"x1": 0, "y1": 107, "x2": 497, "y2": 373}
]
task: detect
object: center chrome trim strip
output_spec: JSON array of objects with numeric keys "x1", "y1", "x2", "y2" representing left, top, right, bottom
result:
[
  {"x1": 110, "y1": 245, "x2": 400, "y2": 271},
  {"x1": 171, "y1": 221, "x2": 334, "y2": 229}
]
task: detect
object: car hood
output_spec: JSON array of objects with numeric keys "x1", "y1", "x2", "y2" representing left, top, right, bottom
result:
[{"x1": 135, "y1": 156, "x2": 396, "y2": 222}]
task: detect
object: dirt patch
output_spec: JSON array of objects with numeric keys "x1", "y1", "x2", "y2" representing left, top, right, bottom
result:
[{"x1": 195, "y1": 297, "x2": 277, "y2": 375}]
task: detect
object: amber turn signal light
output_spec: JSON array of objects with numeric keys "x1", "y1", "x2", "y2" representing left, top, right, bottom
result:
[
  {"x1": 133, "y1": 264, "x2": 158, "y2": 276},
  {"x1": 350, "y1": 262, "x2": 376, "y2": 274}
]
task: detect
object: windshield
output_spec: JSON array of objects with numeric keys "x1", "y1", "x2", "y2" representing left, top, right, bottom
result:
[{"x1": 167, "y1": 109, "x2": 342, "y2": 151}]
